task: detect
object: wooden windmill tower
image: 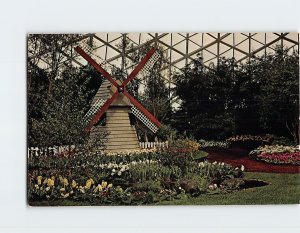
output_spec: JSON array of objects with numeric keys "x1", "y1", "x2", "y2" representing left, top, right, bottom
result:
[{"x1": 75, "y1": 46, "x2": 161, "y2": 152}]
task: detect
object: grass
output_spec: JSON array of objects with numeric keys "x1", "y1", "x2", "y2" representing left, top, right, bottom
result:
[
  {"x1": 157, "y1": 172, "x2": 300, "y2": 205},
  {"x1": 29, "y1": 172, "x2": 300, "y2": 206}
]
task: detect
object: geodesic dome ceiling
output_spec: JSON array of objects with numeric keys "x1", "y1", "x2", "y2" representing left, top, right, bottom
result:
[{"x1": 29, "y1": 32, "x2": 299, "y2": 75}]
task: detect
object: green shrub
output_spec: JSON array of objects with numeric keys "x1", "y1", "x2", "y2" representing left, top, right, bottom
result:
[
  {"x1": 132, "y1": 180, "x2": 161, "y2": 192},
  {"x1": 192, "y1": 150, "x2": 209, "y2": 161}
]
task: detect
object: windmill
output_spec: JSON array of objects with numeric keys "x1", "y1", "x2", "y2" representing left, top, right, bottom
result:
[{"x1": 75, "y1": 45, "x2": 161, "y2": 152}]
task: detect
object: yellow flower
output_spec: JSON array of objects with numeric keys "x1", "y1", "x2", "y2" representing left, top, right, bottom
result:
[
  {"x1": 85, "y1": 180, "x2": 92, "y2": 189},
  {"x1": 84, "y1": 178, "x2": 95, "y2": 189},
  {"x1": 47, "y1": 178, "x2": 55, "y2": 187},
  {"x1": 61, "y1": 193, "x2": 70, "y2": 198},
  {"x1": 89, "y1": 178, "x2": 95, "y2": 185},
  {"x1": 116, "y1": 187, "x2": 123, "y2": 193},
  {"x1": 107, "y1": 183, "x2": 113, "y2": 189},
  {"x1": 71, "y1": 180, "x2": 77, "y2": 188},
  {"x1": 93, "y1": 184, "x2": 103, "y2": 193},
  {"x1": 63, "y1": 178, "x2": 69, "y2": 186},
  {"x1": 37, "y1": 176, "x2": 42, "y2": 186},
  {"x1": 43, "y1": 178, "x2": 48, "y2": 184},
  {"x1": 101, "y1": 181, "x2": 108, "y2": 188}
]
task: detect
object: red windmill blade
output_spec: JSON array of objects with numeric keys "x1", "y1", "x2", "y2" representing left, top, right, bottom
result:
[{"x1": 75, "y1": 46, "x2": 161, "y2": 133}]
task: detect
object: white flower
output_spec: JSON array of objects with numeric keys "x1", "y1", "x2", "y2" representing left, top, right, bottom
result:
[
  {"x1": 241, "y1": 165, "x2": 245, "y2": 171},
  {"x1": 199, "y1": 162, "x2": 204, "y2": 167}
]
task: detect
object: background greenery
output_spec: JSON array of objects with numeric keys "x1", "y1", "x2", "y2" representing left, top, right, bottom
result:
[{"x1": 173, "y1": 48, "x2": 299, "y2": 142}]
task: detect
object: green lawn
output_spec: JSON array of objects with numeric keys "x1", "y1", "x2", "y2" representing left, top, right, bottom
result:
[
  {"x1": 29, "y1": 172, "x2": 300, "y2": 206},
  {"x1": 157, "y1": 172, "x2": 300, "y2": 205}
]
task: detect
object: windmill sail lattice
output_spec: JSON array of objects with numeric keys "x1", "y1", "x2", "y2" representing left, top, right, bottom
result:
[
  {"x1": 83, "y1": 98, "x2": 105, "y2": 123},
  {"x1": 135, "y1": 51, "x2": 160, "y2": 80},
  {"x1": 131, "y1": 104, "x2": 159, "y2": 133}
]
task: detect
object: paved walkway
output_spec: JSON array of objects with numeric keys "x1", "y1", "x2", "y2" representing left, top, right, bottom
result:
[{"x1": 206, "y1": 147, "x2": 300, "y2": 174}]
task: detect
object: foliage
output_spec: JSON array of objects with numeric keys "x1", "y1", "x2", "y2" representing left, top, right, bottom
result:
[
  {"x1": 192, "y1": 150, "x2": 209, "y2": 161},
  {"x1": 28, "y1": 34, "x2": 82, "y2": 88},
  {"x1": 168, "y1": 138, "x2": 200, "y2": 152},
  {"x1": 254, "y1": 47, "x2": 299, "y2": 142},
  {"x1": 173, "y1": 48, "x2": 299, "y2": 142},
  {"x1": 156, "y1": 124, "x2": 178, "y2": 141},
  {"x1": 28, "y1": 65, "x2": 107, "y2": 150},
  {"x1": 28, "y1": 34, "x2": 106, "y2": 150},
  {"x1": 161, "y1": 138, "x2": 202, "y2": 174},
  {"x1": 272, "y1": 136, "x2": 297, "y2": 146},
  {"x1": 173, "y1": 57, "x2": 236, "y2": 140}
]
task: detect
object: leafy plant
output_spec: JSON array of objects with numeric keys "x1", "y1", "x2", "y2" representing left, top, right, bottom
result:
[{"x1": 192, "y1": 150, "x2": 209, "y2": 161}]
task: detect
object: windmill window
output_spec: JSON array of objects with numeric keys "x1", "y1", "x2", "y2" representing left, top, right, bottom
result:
[{"x1": 128, "y1": 113, "x2": 136, "y2": 126}]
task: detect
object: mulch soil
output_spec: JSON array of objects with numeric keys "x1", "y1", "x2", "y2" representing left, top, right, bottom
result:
[{"x1": 205, "y1": 147, "x2": 300, "y2": 174}]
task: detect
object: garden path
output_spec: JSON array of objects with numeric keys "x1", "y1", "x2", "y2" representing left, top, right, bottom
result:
[{"x1": 206, "y1": 147, "x2": 300, "y2": 174}]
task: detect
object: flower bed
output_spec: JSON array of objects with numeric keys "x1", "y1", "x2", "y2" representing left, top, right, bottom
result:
[
  {"x1": 226, "y1": 134, "x2": 273, "y2": 150},
  {"x1": 256, "y1": 152, "x2": 300, "y2": 165},
  {"x1": 28, "y1": 147, "x2": 246, "y2": 205},
  {"x1": 249, "y1": 145, "x2": 300, "y2": 165},
  {"x1": 198, "y1": 139, "x2": 230, "y2": 149}
]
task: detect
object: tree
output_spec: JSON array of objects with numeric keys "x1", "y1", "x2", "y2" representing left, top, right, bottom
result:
[
  {"x1": 173, "y1": 47, "x2": 299, "y2": 142},
  {"x1": 254, "y1": 47, "x2": 299, "y2": 142},
  {"x1": 173, "y1": 55, "x2": 236, "y2": 140},
  {"x1": 27, "y1": 34, "x2": 107, "y2": 151},
  {"x1": 27, "y1": 34, "x2": 82, "y2": 97},
  {"x1": 28, "y1": 65, "x2": 107, "y2": 150}
]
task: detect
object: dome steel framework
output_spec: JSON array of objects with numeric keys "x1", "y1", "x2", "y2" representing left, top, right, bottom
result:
[{"x1": 29, "y1": 32, "x2": 299, "y2": 69}]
